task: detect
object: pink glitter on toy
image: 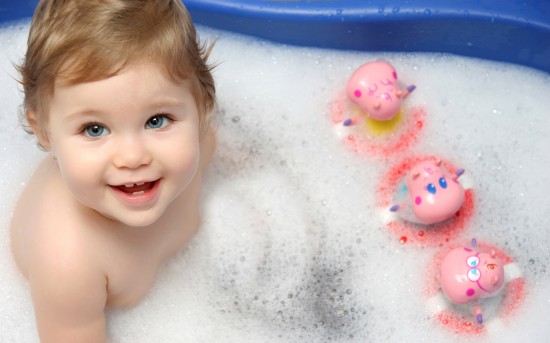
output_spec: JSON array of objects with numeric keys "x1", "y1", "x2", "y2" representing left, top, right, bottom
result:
[{"x1": 346, "y1": 61, "x2": 415, "y2": 121}]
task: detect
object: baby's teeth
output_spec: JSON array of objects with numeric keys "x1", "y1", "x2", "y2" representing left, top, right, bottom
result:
[
  {"x1": 124, "y1": 182, "x2": 146, "y2": 188},
  {"x1": 133, "y1": 191, "x2": 145, "y2": 195}
]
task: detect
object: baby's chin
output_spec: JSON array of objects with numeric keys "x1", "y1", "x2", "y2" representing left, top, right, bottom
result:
[{"x1": 96, "y1": 209, "x2": 163, "y2": 229}]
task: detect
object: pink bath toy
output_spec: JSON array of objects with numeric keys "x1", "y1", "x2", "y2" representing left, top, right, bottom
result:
[
  {"x1": 425, "y1": 240, "x2": 525, "y2": 334},
  {"x1": 344, "y1": 61, "x2": 415, "y2": 123},
  {"x1": 440, "y1": 240, "x2": 506, "y2": 324},
  {"x1": 389, "y1": 159, "x2": 465, "y2": 225}
]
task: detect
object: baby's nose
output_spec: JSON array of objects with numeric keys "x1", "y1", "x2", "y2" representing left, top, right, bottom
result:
[{"x1": 112, "y1": 135, "x2": 152, "y2": 169}]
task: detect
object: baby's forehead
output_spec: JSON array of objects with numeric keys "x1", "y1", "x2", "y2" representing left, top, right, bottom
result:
[{"x1": 54, "y1": 60, "x2": 192, "y2": 88}]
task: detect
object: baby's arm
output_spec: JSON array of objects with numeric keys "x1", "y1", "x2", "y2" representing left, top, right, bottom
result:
[{"x1": 28, "y1": 240, "x2": 108, "y2": 343}]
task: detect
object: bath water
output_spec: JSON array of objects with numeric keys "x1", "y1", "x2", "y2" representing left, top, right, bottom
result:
[{"x1": 0, "y1": 21, "x2": 549, "y2": 342}]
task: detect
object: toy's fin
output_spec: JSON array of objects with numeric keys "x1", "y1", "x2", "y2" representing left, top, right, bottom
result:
[
  {"x1": 343, "y1": 114, "x2": 362, "y2": 126},
  {"x1": 389, "y1": 204, "x2": 400, "y2": 212},
  {"x1": 397, "y1": 85, "x2": 416, "y2": 99}
]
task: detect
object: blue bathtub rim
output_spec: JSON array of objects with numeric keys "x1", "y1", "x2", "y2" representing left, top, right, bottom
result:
[{"x1": 0, "y1": 0, "x2": 548, "y2": 74}]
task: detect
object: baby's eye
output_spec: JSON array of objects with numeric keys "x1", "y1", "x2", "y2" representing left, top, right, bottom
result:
[
  {"x1": 84, "y1": 124, "x2": 108, "y2": 138},
  {"x1": 439, "y1": 177, "x2": 448, "y2": 189},
  {"x1": 146, "y1": 114, "x2": 171, "y2": 129},
  {"x1": 427, "y1": 183, "x2": 436, "y2": 194}
]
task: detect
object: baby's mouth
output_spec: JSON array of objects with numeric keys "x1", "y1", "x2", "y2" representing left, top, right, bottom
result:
[{"x1": 114, "y1": 181, "x2": 157, "y2": 195}]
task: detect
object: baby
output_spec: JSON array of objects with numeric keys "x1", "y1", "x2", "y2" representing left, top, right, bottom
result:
[{"x1": 10, "y1": 0, "x2": 216, "y2": 341}]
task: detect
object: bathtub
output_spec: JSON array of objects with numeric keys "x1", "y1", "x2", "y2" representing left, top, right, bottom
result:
[
  {"x1": 0, "y1": 1, "x2": 549, "y2": 342},
  {"x1": 1, "y1": 0, "x2": 549, "y2": 74}
]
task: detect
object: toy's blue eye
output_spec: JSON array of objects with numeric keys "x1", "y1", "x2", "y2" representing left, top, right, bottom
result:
[
  {"x1": 84, "y1": 124, "x2": 108, "y2": 137},
  {"x1": 427, "y1": 183, "x2": 436, "y2": 194},
  {"x1": 467, "y1": 268, "x2": 481, "y2": 282},
  {"x1": 439, "y1": 177, "x2": 447, "y2": 189},
  {"x1": 467, "y1": 256, "x2": 480, "y2": 267}
]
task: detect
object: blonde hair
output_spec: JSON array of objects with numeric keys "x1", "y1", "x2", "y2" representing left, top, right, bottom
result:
[{"x1": 17, "y1": 0, "x2": 216, "y2": 145}]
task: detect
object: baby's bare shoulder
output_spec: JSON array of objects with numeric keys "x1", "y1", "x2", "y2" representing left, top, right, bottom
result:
[
  {"x1": 27, "y1": 196, "x2": 107, "y2": 295},
  {"x1": 12, "y1": 159, "x2": 104, "y2": 276},
  {"x1": 28, "y1": 212, "x2": 103, "y2": 274}
]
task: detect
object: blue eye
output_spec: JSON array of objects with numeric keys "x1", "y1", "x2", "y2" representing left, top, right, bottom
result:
[
  {"x1": 467, "y1": 256, "x2": 480, "y2": 267},
  {"x1": 146, "y1": 115, "x2": 170, "y2": 129},
  {"x1": 439, "y1": 177, "x2": 447, "y2": 189},
  {"x1": 84, "y1": 124, "x2": 108, "y2": 137},
  {"x1": 467, "y1": 268, "x2": 481, "y2": 282},
  {"x1": 427, "y1": 183, "x2": 436, "y2": 194}
]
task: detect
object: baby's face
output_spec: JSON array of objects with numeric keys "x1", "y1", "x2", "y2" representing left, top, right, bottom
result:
[{"x1": 45, "y1": 62, "x2": 201, "y2": 227}]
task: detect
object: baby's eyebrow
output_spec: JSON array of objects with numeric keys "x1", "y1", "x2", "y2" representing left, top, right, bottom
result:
[
  {"x1": 65, "y1": 98, "x2": 187, "y2": 118},
  {"x1": 148, "y1": 98, "x2": 187, "y2": 109},
  {"x1": 65, "y1": 109, "x2": 104, "y2": 121}
]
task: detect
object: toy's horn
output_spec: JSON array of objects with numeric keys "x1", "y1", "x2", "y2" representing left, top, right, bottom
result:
[
  {"x1": 412, "y1": 172, "x2": 420, "y2": 180},
  {"x1": 436, "y1": 159, "x2": 442, "y2": 166}
]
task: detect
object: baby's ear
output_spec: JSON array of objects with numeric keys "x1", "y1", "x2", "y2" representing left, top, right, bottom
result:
[{"x1": 27, "y1": 110, "x2": 51, "y2": 150}]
